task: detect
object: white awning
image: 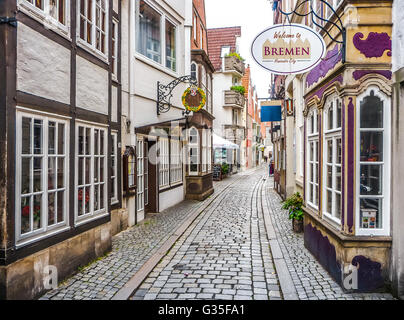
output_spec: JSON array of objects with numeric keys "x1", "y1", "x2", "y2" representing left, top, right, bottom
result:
[{"x1": 213, "y1": 133, "x2": 239, "y2": 150}]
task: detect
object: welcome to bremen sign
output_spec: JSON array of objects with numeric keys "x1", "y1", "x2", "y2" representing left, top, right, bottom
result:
[{"x1": 251, "y1": 24, "x2": 326, "y2": 75}]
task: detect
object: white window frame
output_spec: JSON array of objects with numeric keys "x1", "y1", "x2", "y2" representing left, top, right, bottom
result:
[
  {"x1": 170, "y1": 138, "x2": 182, "y2": 185},
  {"x1": 111, "y1": 131, "x2": 118, "y2": 204},
  {"x1": 322, "y1": 96, "x2": 342, "y2": 225},
  {"x1": 355, "y1": 86, "x2": 391, "y2": 236},
  {"x1": 158, "y1": 137, "x2": 170, "y2": 189},
  {"x1": 188, "y1": 127, "x2": 199, "y2": 176},
  {"x1": 15, "y1": 109, "x2": 70, "y2": 246},
  {"x1": 135, "y1": 0, "x2": 179, "y2": 74},
  {"x1": 18, "y1": 0, "x2": 70, "y2": 37},
  {"x1": 75, "y1": 122, "x2": 108, "y2": 225},
  {"x1": 191, "y1": 62, "x2": 198, "y2": 81},
  {"x1": 77, "y1": 0, "x2": 109, "y2": 61},
  {"x1": 137, "y1": 137, "x2": 145, "y2": 212},
  {"x1": 112, "y1": 18, "x2": 118, "y2": 80},
  {"x1": 202, "y1": 129, "x2": 207, "y2": 173},
  {"x1": 306, "y1": 108, "x2": 319, "y2": 209}
]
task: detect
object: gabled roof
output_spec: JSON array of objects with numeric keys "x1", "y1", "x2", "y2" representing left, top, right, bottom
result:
[{"x1": 207, "y1": 26, "x2": 241, "y2": 71}]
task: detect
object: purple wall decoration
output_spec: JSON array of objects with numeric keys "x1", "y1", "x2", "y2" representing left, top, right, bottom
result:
[
  {"x1": 306, "y1": 74, "x2": 343, "y2": 104},
  {"x1": 353, "y1": 70, "x2": 392, "y2": 81},
  {"x1": 306, "y1": 45, "x2": 342, "y2": 87},
  {"x1": 353, "y1": 32, "x2": 392, "y2": 58}
]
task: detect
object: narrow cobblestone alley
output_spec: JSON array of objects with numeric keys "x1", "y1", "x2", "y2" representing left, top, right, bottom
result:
[{"x1": 40, "y1": 167, "x2": 394, "y2": 300}]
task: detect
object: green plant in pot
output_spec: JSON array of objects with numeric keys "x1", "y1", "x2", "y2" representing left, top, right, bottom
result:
[
  {"x1": 282, "y1": 192, "x2": 304, "y2": 233},
  {"x1": 221, "y1": 163, "x2": 229, "y2": 176},
  {"x1": 230, "y1": 85, "x2": 246, "y2": 95}
]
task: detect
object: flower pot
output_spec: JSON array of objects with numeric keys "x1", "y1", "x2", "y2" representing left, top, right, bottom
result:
[{"x1": 292, "y1": 218, "x2": 304, "y2": 233}]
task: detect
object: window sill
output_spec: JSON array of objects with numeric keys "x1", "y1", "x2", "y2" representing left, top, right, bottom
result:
[
  {"x1": 134, "y1": 53, "x2": 178, "y2": 78},
  {"x1": 18, "y1": 3, "x2": 71, "y2": 41},
  {"x1": 16, "y1": 225, "x2": 71, "y2": 249},
  {"x1": 75, "y1": 211, "x2": 109, "y2": 227},
  {"x1": 77, "y1": 38, "x2": 109, "y2": 64}
]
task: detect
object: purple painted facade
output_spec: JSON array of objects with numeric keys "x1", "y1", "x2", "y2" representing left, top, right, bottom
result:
[
  {"x1": 347, "y1": 98, "x2": 355, "y2": 233},
  {"x1": 304, "y1": 121, "x2": 306, "y2": 203},
  {"x1": 306, "y1": 45, "x2": 342, "y2": 87},
  {"x1": 306, "y1": 74, "x2": 344, "y2": 104},
  {"x1": 353, "y1": 32, "x2": 392, "y2": 58},
  {"x1": 318, "y1": 113, "x2": 322, "y2": 211},
  {"x1": 341, "y1": 100, "x2": 345, "y2": 229},
  {"x1": 351, "y1": 255, "x2": 385, "y2": 292},
  {"x1": 352, "y1": 70, "x2": 392, "y2": 81}
]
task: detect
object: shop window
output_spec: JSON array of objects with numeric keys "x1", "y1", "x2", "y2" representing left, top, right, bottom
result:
[
  {"x1": 158, "y1": 137, "x2": 170, "y2": 188},
  {"x1": 170, "y1": 138, "x2": 182, "y2": 184},
  {"x1": 323, "y1": 96, "x2": 342, "y2": 224},
  {"x1": 16, "y1": 111, "x2": 69, "y2": 245},
  {"x1": 123, "y1": 146, "x2": 136, "y2": 195},
  {"x1": 356, "y1": 87, "x2": 390, "y2": 236},
  {"x1": 306, "y1": 108, "x2": 319, "y2": 208},
  {"x1": 137, "y1": 138, "x2": 145, "y2": 212},
  {"x1": 188, "y1": 127, "x2": 199, "y2": 175}
]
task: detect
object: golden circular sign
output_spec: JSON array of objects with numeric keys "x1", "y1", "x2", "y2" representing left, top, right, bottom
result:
[{"x1": 182, "y1": 86, "x2": 206, "y2": 112}]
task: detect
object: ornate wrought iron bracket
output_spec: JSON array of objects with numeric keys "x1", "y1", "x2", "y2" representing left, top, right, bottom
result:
[
  {"x1": 157, "y1": 75, "x2": 197, "y2": 115},
  {"x1": 277, "y1": 0, "x2": 346, "y2": 63},
  {"x1": 0, "y1": 16, "x2": 17, "y2": 27}
]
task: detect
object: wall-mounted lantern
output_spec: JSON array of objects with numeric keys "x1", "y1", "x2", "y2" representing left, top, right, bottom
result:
[
  {"x1": 285, "y1": 98, "x2": 294, "y2": 116},
  {"x1": 123, "y1": 146, "x2": 136, "y2": 196}
]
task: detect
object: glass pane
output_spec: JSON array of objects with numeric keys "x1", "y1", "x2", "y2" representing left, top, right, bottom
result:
[
  {"x1": 327, "y1": 165, "x2": 332, "y2": 188},
  {"x1": 57, "y1": 157, "x2": 64, "y2": 189},
  {"x1": 337, "y1": 100, "x2": 342, "y2": 128},
  {"x1": 57, "y1": 191, "x2": 64, "y2": 223},
  {"x1": 360, "y1": 93, "x2": 383, "y2": 128},
  {"x1": 21, "y1": 196, "x2": 31, "y2": 234},
  {"x1": 58, "y1": 123, "x2": 65, "y2": 155},
  {"x1": 34, "y1": 119, "x2": 43, "y2": 154},
  {"x1": 94, "y1": 185, "x2": 99, "y2": 211},
  {"x1": 308, "y1": 183, "x2": 313, "y2": 203},
  {"x1": 33, "y1": 157, "x2": 42, "y2": 192},
  {"x1": 165, "y1": 20, "x2": 176, "y2": 71},
  {"x1": 94, "y1": 129, "x2": 99, "y2": 155},
  {"x1": 85, "y1": 128, "x2": 91, "y2": 155},
  {"x1": 48, "y1": 122, "x2": 56, "y2": 154},
  {"x1": 33, "y1": 194, "x2": 42, "y2": 230},
  {"x1": 336, "y1": 166, "x2": 342, "y2": 191},
  {"x1": 336, "y1": 138, "x2": 342, "y2": 164},
  {"x1": 335, "y1": 193, "x2": 341, "y2": 219},
  {"x1": 48, "y1": 192, "x2": 56, "y2": 226},
  {"x1": 22, "y1": 117, "x2": 32, "y2": 154},
  {"x1": 78, "y1": 127, "x2": 84, "y2": 155},
  {"x1": 326, "y1": 190, "x2": 332, "y2": 214},
  {"x1": 360, "y1": 198, "x2": 382, "y2": 229},
  {"x1": 360, "y1": 132, "x2": 383, "y2": 162},
  {"x1": 360, "y1": 165, "x2": 383, "y2": 195},
  {"x1": 100, "y1": 157, "x2": 104, "y2": 182},
  {"x1": 85, "y1": 157, "x2": 91, "y2": 184},
  {"x1": 111, "y1": 178, "x2": 115, "y2": 199},
  {"x1": 310, "y1": 143, "x2": 314, "y2": 161},
  {"x1": 85, "y1": 186, "x2": 90, "y2": 214},
  {"x1": 21, "y1": 157, "x2": 31, "y2": 194},
  {"x1": 100, "y1": 184, "x2": 104, "y2": 210},
  {"x1": 310, "y1": 164, "x2": 314, "y2": 183},
  {"x1": 111, "y1": 156, "x2": 115, "y2": 177},
  {"x1": 78, "y1": 157, "x2": 83, "y2": 185},
  {"x1": 327, "y1": 140, "x2": 332, "y2": 163},
  {"x1": 100, "y1": 130, "x2": 104, "y2": 155},
  {"x1": 94, "y1": 157, "x2": 99, "y2": 183},
  {"x1": 78, "y1": 187, "x2": 84, "y2": 216},
  {"x1": 315, "y1": 185, "x2": 319, "y2": 206},
  {"x1": 328, "y1": 104, "x2": 333, "y2": 130},
  {"x1": 48, "y1": 157, "x2": 56, "y2": 190}
]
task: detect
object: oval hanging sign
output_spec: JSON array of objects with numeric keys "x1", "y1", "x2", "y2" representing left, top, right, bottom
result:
[
  {"x1": 251, "y1": 24, "x2": 326, "y2": 75},
  {"x1": 182, "y1": 85, "x2": 206, "y2": 112}
]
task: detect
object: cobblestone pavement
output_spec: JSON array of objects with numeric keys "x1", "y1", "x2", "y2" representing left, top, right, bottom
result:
[
  {"x1": 132, "y1": 169, "x2": 281, "y2": 300},
  {"x1": 40, "y1": 174, "x2": 239, "y2": 300},
  {"x1": 263, "y1": 174, "x2": 394, "y2": 300}
]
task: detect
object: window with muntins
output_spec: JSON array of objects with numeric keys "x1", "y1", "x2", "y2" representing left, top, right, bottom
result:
[
  {"x1": 158, "y1": 137, "x2": 170, "y2": 188},
  {"x1": 165, "y1": 20, "x2": 176, "y2": 71},
  {"x1": 78, "y1": 0, "x2": 108, "y2": 55},
  {"x1": 170, "y1": 138, "x2": 182, "y2": 184},
  {"x1": 357, "y1": 88, "x2": 390, "y2": 236},
  {"x1": 323, "y1": 97, "x2": 342, "y2": 224},
  {"x1": 189, "y1": 128, "x2": 199, "y2": 175},
  {"x1": 111, "y1": 132, "x2": 118, "y2": 204},
  {"x1": 16, "y1": 111, "x2": 69, "y2": 244},
  {"x1": 112, "y1": 19, "x2": 118, "y2": 78},
  {"x1": 307, "y1": 109, "x2": 319, "y2": 208},
  {"x1": 76, "y1": 124, "x2": 107, "y2": 223}
]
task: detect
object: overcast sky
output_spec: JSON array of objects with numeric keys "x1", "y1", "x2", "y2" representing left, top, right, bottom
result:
[{"x1": 205, "y1": 0, "x2": 275, "y2": 98}]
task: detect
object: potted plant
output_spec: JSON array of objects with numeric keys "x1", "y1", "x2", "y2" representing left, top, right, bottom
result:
[
  {"x1": 221, "y1": 163, "x2": 229, "y2": 178},
  {"x1": 230, "y1": 85, "x2": 246, "y2": 95},
  {"x1": 282, "y1": 192, "x2": 304, "y2": 233}
]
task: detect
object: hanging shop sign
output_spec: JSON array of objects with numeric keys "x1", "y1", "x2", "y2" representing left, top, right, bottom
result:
[
  {"x1": 251, "y1": 23, "x2": 326, "y2": 75},
  {"x1": 260, "y1": 100, "x2": 283, "y2": 122},
  {"x1": 182, "y1": 85, "x2": 206, "y2": 113}
]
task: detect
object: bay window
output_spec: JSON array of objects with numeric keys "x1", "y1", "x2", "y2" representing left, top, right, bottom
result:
[
  {"x1": 136, "y1": 0, "x2": 177, "y2": 72},
  {"x1": 322, "y1": 96, "x2": 342, "y2": 224},
  {"x1": 16, "y1": 110, "x2": 69, "y2": 244},
  {"x1": 78, "y1": 0, "x2": 108, "y2": 56},
  {"x1": 76, "y1": 123, "x2": 107, "y2": 223},
  {"x1": 356, "y1": 87, "x2": 390, "y2": 236},
  {"x1": 307, "y1": 108, "x2": 319, "y2": 208}
]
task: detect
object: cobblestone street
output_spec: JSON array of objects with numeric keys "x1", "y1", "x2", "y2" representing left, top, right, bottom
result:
[{"x1": 41, "y1": 167, "x2": 394, "y2": 300}]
